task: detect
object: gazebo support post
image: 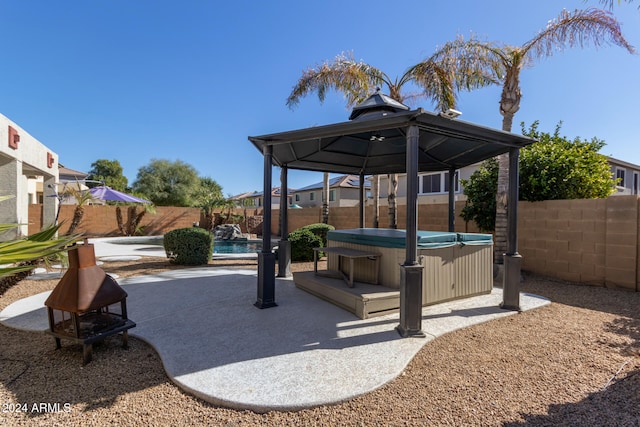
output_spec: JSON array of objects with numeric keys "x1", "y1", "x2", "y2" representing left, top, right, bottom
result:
[
  {"x1": 359, "y1": 172, "x2": 365, "y2": 228},
  {"x1": 255, "y1": 145, "x2": 277, "y2": 309},
  {"x1": 501, "y1": 147, "x2": 521, "y2": 311},
  {"x1": 278, "y1": 165, "x2": 291, "y2": 278},
  {"x1": 396, "y1": 125, "x2": 425, "y2": 338},
  {"x1": 448, "y1": 167, "x2": 456, "y2": 232}
]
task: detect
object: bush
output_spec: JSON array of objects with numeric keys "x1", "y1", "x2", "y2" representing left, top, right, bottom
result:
[
  {"x1": 300, "y1": 223, "x2": 335, "y2": 247},
  {"x1": 289, "y1": 228, "x2": 323, "y2": 262},
  {"x1": 163, "y1": 227, "x2": 213, "y2": 265}
]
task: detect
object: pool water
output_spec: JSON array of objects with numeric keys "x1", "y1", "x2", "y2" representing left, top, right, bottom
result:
[
  {"x1": 108, "y1": 236, "x2": 262, "y2": 254},
  {"x1": 214, "y1": 240, "x2": 261, "y2": 254}
]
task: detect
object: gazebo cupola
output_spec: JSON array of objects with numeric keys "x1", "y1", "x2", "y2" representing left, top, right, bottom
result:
[{"x1": 348, "y1": 89, "x2": 410, "y2": 121}]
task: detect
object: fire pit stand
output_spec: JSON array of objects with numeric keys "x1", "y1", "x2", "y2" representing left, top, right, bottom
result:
[
  {"x1": 44, "y1": 240, "x2": 136, "y2": 364},
  {"x1": 46, "y1": 298, "x2": 135, "y2": 365}
]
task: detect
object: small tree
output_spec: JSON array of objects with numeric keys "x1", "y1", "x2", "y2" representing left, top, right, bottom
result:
[
  {"x1": 86, "y1": 159, "x2": 128, "y2": 191},
  {"x1": 63, "y1": 186, "x2": 95, "y2": 235},
  {"x1": 519, "y1": 121, "x2": 616, "y2": 201},
  {"x1": 461, "y1": 121, "x2": 616, "y2": 231},
  {"x1": 132, "y1": 159, "x2": 200, "y2": 206}
]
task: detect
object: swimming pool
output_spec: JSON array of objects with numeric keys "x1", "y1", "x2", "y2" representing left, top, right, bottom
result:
[
  {"x1": 107, "y1": 236, "x2": 262, "y2": 254},
  {"x1": 213, "y1": 240, "x2": 261, "y2": 254}
]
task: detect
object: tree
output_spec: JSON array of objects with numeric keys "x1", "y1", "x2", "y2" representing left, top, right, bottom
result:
[
  {"x1": 321, "y1": 172, "x2": 329, "y2": 224},
  {"x1": 193, "y1": 176, "x2": 228, "y2": 231},
  {"x1": 87, "y1": 159, "x2": 128, "y2": 191},
  {"x1": 461, "y1": 121, "x2": 616, "y2": 231},
  {"x1": 286, "y1": 51, "x2": 493, "y2": 228},
  {"x1": 63, "y1": 185, "x2": 95, "y2": 235},
  {"x1": 519, "y1": 122, "x2": 615, "y2": 201},
  {"x1": 132, "y1": 159, "x2": 200, "y2": 206},
  {"x1": 438, "y1": 8, "x2": 634, "y2": 263}
]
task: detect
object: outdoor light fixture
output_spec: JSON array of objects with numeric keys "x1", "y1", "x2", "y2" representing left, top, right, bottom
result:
[
  {"x1": 369, "y1": 134, "x2": 385, "y2": 141},
  {"x1": 439, "y1": 109, "x2": 462, "y2": 119}
]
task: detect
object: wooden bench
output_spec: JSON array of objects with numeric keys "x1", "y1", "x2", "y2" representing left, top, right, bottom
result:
[{"x1": 313, "y1": 247, "x2": 382, "y2": 288}]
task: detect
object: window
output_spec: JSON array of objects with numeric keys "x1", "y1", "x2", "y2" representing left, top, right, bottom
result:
[
  {"x1": 295, "y1": 194, "x2": 300, "y2": 202},
  {"x1": 329, "y1": 189, "x2": 336, "y2": 202},
  {"x1": 421, "y1": 174, "x2": 441, "y2": 193},
  {"x1": 616, "y1": 168, "x2": 626, "y2": 187},
  {"x1": 310, "y1": 192, "x2": 315, "y2": 201},
  {"x1": 288, "y1": 196, "x2": 293, "y2": 205},
  {"x1": 420, "y1": 171, "x2": 460, "y2": 195}
]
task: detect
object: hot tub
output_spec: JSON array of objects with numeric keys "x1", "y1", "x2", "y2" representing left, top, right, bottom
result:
[{"x1": 326, "y1": 228, "x2": 493, "y2": 305}]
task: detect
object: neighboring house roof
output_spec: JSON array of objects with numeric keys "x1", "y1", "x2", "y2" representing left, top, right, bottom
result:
[
  {"x1": 230, "y1": 187, "x2": 293, "y2": 202},
  {"x1": 607, "y1": 156, "x2": 640, "y2": 170},
  {"x1": 229, "y1": 191, "x2": 258, "y2": 201},
  {"x1": 295, "y1": 175, "x2": 371, "y2": 192},
  {"x1": 58, "y1": 164, "x2": 88, "y2": 181}
]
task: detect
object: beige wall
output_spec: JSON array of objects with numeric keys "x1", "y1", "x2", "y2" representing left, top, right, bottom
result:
[
  {"x1": 519, "y1": 196, "x2": 639, "y2": 291},
  {"x1": 29, "y1": 205, "x2": 202, "y2": 237},
  {"x1": 28, "y1": 196, "x2": 640, "y2": 291}
]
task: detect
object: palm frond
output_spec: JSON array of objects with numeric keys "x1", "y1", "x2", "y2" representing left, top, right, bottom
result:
[
  {"x1": 0, "y1": 223, "x2": 80, "y2": 278},
  {"x1": 524, "y1": 8, "x2": 636, "y2": 59},
  {"x1": 286, "y1": 52, "x2": 386, "y2": 109}
]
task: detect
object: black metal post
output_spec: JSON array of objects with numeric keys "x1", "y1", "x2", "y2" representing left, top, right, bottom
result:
[
  {"x1": 448, "y1": 167, "x2": 455, "y2": 232},
  {"x1": 502, "y1": 147, "x2": 521, "y2": 311},
  {"x1": 278, "y1": 165, "x2": 291, "y2": 278},
  {"x1": 396, "y1": 125, "x2": 425, "y2": 338},
  {"x1": 255, "y1": 144, "x2": 277, "y2": 309},
  {"x1": 359, "y1": 172, "x2": 365, "y2": 228}
]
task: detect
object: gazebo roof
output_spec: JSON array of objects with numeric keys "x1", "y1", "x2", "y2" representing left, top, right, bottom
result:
[{"x1": 249, "y1": 107, "x2": 535, "y2": 175}]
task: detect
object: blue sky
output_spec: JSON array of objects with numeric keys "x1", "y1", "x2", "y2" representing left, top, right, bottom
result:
[{"x1": 1, "y1": 1, "x2": 638, "y2": 197}]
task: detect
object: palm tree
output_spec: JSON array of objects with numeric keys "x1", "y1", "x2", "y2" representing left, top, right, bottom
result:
[
  {"x1": 321, "y1": 172, "x2": 329, "y2": 224},
  {"x1": 63, "y1": 184, "x2": 96, "y2": 235},
  {"x1": 437, "y1": 8, "x2": 635, "y2": 264},
  {"x1": 287, "y1": 51, "x2": 493, "y2": 228}
]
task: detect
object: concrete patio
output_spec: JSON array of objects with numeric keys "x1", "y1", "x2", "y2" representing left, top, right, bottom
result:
[{"x1": 0, "y1": 238, "x2": 550, "y2": 412}]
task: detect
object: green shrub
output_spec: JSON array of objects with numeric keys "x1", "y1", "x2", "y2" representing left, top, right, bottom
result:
[
  {"x1": 163, "y1": 227, "x2": 213, "y2": 265},
  {"x1": 300, "y1": 223, "x2": 335, "y2": 247},
  {"x1": 289, "y1": 228, "x2": 323, "y2": 262}
]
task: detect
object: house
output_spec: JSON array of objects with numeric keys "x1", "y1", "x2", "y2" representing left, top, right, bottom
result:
[
  {"x1": 608, "y1": 157, "x2": 640, "y2": 196},
  {"x1": 374, "y1": 156, "x2": 640, "y2": 205},
  {"x1": 0, "y1": 113, "x2": 58, "y2": 237},
  {"x1": 291, "y1": 174, "x2": 371, "y2": 208},
  {"x1": 29, "y1": 164, "x2": 89, "y2": 205},
  {"x1": 230, "y1": 187, "x2": 291, "y2": 209},
  {"x1": 375, "y1": 163, "x2": 480, "y2": 206}
]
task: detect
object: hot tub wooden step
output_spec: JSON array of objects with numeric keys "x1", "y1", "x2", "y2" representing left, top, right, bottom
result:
[{"x1": 293, "y1": 271, "x2": 399, "y2": 319}]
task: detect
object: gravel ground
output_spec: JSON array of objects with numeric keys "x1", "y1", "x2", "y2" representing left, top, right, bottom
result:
[{"x1": 1, "y1": 257, "x2": 639, "y2": 426}]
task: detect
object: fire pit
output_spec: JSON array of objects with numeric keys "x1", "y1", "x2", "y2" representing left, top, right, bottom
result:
[{"x1": 44, "y1": 240, "x2": 136, "y2": 364}]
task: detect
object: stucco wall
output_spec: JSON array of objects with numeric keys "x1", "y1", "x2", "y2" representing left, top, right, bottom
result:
[
  {"x1": 0, "y1": 113, "x2": 58, "y2": 237},
  {"x1": 29, "y1": 205, "x2": 202, "y2": 236},
  {"x1": 27, "y1": 196, "x2": 640, "y2": 291}
]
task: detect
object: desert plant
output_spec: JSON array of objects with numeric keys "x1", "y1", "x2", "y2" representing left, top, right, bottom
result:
[
  {"x1": 289, "y1": 228, "x2": 323, "y2": 262},
  {"x1": 163, "y1": 227, "x2": 213, "y2": 265},
  {"x1": 63, "y1": 185, "x2": 95, "y2": 235},
  {"x1": 300, "y1": 223, "x2": 335, "y2": 247}
]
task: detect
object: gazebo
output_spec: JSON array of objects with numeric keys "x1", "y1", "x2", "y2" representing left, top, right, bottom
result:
[{"x1": 249, "y1": 92, "x2": 535, "y2": 337}]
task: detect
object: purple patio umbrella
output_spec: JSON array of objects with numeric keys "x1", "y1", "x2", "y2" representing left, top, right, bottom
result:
[{"x1": 89, "y1": 186, "x2": 151, "y2": 204}]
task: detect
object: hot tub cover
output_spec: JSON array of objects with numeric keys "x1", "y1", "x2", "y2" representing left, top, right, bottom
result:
[{"x1": 327, "y1": 228, "x2": 492, "y2": 249}]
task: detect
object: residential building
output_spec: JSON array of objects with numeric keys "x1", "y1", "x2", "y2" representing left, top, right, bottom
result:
[
  {"x1": 376, "y1": 164, "x2": 480, "y2": 206},
  {"x1": 0, "y1": 113, "x2": 58, "y2": 237},
  {"x1": 230, "y1": 187, "x2": 291, "y2": 209},
  {"x1": 609, "y1": 157, "x2": 640, "y2": 196},
  {"x1": 291, "y1": 175, "x2": 370, "y2": 208}
]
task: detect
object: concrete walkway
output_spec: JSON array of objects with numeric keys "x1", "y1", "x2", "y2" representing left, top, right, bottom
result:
[{"x1": 0, "y1": 238, "x2": 550, "y2": 412}]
